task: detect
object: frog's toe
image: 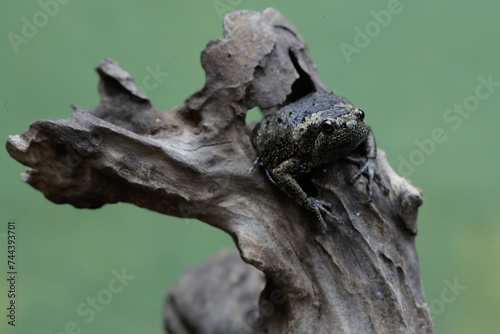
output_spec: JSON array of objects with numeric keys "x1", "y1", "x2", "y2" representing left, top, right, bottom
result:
[
  {"x1": 317, "y1": 204, "x2": 338, "y2": 222},
  {"x1": 347, "y1": 156, "x2": 389, "y2": 200},
  {"x1": 347, "y1": 156, "x2": 371, "y2": 184},
  {"x1": 306, "y1": 198, "x2": 339, "y2": 233},
  {"x1": 314, "y1": 211, "x2": 329, "y2": 233},
  {"x1": 316, "y1": 199, "x2": 332, "y2": 210}
]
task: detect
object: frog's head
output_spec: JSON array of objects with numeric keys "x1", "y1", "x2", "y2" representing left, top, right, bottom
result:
[{"x1": 311, "y1": 104, "x2": 369, "y2": 164}]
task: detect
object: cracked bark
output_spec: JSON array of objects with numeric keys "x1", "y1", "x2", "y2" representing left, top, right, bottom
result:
[{"x1": 5, "y1": 8, "x2": 433, "y2": 334}]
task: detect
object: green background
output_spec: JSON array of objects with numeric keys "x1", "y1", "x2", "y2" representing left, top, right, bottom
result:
[{"x1": 1, "y1": 1, "x2": 499, "y2": 333}]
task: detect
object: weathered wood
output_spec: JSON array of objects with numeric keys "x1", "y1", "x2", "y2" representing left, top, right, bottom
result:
[
  {"x1": 164, "y1": 250, "x2": 266, "y2": 334},
  {"x1": 6, "y1": 8, "x2": 433, "y2": 334}
]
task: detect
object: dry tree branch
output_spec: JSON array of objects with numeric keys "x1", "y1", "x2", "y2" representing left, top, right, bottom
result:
[{"x1": 6, "y1": 8, "x2": 433, "y2": 334}]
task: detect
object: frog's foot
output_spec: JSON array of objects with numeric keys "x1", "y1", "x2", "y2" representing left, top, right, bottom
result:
[
  {"x1": 346, "y1": 156, "x2": 389, "y2": 202},
  {"x1": 305, "y1": 198, "x2": 338, "y2": 233}
]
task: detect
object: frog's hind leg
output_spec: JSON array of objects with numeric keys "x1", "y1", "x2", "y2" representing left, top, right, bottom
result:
[
  {"x1": 250, "y1": 156, "x2": 278, "y2": 185},
  {"x1": 263, "y1": 166, "x2": 278, "y2": 185}
]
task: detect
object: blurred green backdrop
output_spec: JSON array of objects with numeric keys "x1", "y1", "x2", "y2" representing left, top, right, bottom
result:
[{"x1": 1, "y1": 1, "x2": 499, "y2": 333}]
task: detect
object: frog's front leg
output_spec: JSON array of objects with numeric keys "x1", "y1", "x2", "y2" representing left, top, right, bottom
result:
[
  {"x1": 346, "y1": 129, "x2": 389, "y2": 201},
  {"x1": 272, "y1": 158, "x2": 338, "y2": 233}
]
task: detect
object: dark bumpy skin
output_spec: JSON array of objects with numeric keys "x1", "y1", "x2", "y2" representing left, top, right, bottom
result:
[{"x1": 251, "y1": 91, "x2": 386, "y2": 232}]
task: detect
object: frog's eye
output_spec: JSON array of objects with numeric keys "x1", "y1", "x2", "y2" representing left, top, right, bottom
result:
[
  {"x1": 356, "y1": 109, "x2": 365, "y2": 120},
  {"x1": 320, "y1": 119, "x2": 335, "y2": 133}
]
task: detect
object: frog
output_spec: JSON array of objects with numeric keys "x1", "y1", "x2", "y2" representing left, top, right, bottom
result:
[{"x1": 250, "y1": 91, "x2": 388, "y2": 233}]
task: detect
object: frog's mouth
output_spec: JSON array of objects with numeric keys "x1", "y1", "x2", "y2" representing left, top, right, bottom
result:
[{"x1": 332, "y1": 121, "x2": 369, "y2": 141}]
